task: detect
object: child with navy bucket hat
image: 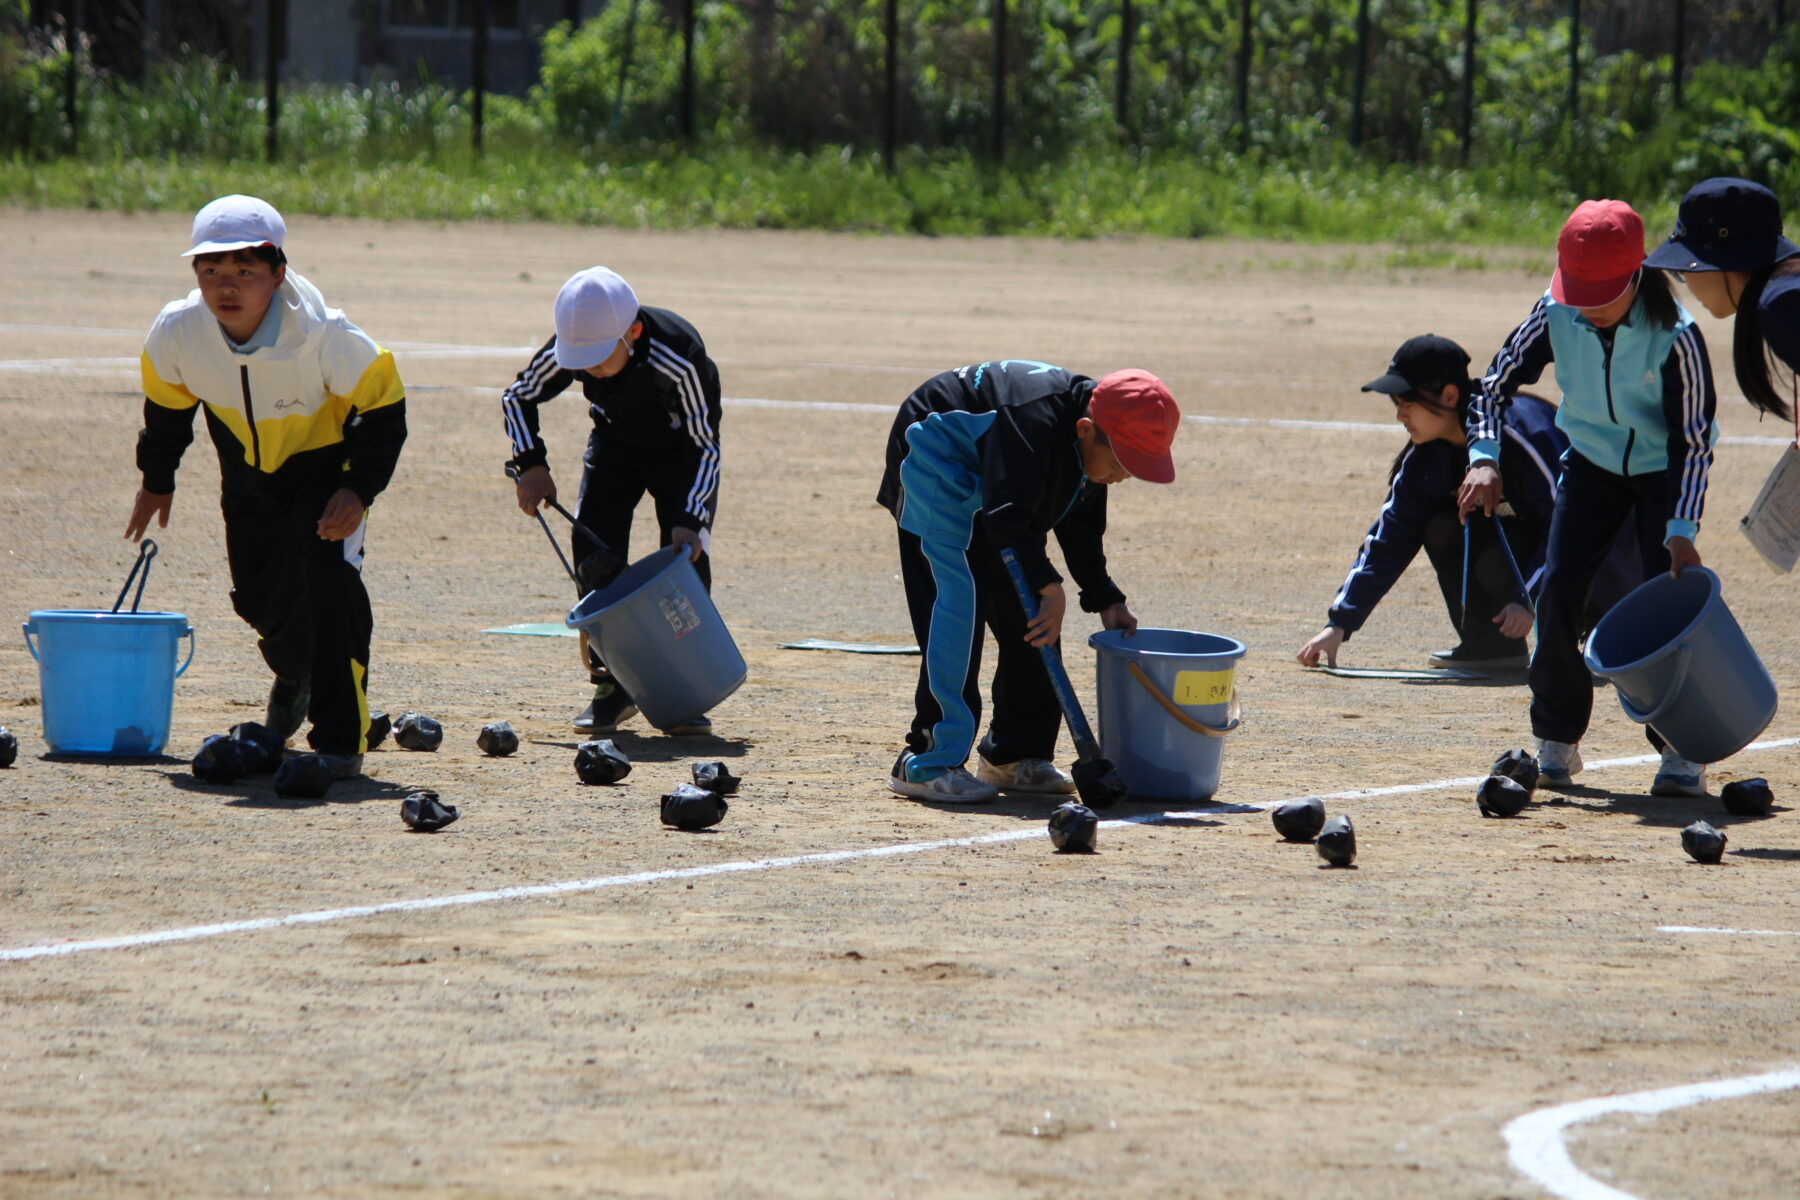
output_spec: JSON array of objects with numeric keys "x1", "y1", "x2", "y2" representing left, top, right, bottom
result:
[
  {"x1": 1458, "y1": 199, "x2": 1721, "y2": 798},
  {"x1": 1646, "y1": 177, "x2": 1800, "y2": 421}
]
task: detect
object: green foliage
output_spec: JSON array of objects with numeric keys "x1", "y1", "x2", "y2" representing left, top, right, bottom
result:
[{"x1": 534, "y1": 4, "x2": 743, "y2": 146}]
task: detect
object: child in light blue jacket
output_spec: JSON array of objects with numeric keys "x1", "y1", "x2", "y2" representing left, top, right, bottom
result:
[{"x1": 1459, "y1": 199, "x2": 1719, "y2": 797}]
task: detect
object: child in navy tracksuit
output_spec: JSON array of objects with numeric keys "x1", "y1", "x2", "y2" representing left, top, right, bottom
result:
[
  {"x1": 501, "y1": 267, "x2": 722, "y2": 736},
  {"x1": 1647, "y1": 178, "x2": 1800, "y2": 422},
  {"x1": 1460, "y1": 200, "x2": 1719, "y2": 796},
  {"x1": 1297, "y1": 335, "x2": 1576, "y2": 672},
  {"x1": 876, "y1": 362, "x2": 1180, "y2": 804}
]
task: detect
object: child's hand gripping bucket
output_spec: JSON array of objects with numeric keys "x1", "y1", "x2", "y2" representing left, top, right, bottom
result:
[
  {"x1": 1584, "y1": 567, "x2": 1777, "y2": 764},
  {"x1": 21, "y1": 540, "x2": 195, "y2": 757},
  {"x1": 565, "y1": 546, "x2": 746, "y2": 730},
  {"x1": 1089, "y1": 628, "x2": 1246, "y2": 802}
]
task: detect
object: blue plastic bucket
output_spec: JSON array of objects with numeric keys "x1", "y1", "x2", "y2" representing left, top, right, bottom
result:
[
  {"x1": 1089, "y1": 628, "x2": 1246, "y2": 802},
  {"x1": 565, "y1": 547, "x2": 745, "y2": 730},
  {"x1": 1584, "y1": 567, "x2": 1776, "y2": 764},
  {"x1": 22, "y1": 609, "x2": 195, "y2": 757}
]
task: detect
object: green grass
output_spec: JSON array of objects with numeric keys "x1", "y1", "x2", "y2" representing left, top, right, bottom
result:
[{"x1": 0, "y1": 142, "x2": 1660, "y2": 250}]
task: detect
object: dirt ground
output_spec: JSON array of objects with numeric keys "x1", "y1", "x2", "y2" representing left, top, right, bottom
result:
[{"x1": 2, "y1": 208, "x2": 1798, "y2": 1199}]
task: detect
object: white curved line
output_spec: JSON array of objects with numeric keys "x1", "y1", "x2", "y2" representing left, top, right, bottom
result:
[
  {"x1": 1659, "y1": 926, "x2": 1800, "y2": 937},
  {"x1": 1504, "y1": 1067, "x2": 1800, "y2": 1200}
]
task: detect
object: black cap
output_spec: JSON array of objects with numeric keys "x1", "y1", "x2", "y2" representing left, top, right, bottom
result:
[
  {"x1": 1644, "y1": 177, "x2": 1800, "y2": 273},
  {"x1": 1361, "y1": 334, "x2": 1471, "y2": 395}
]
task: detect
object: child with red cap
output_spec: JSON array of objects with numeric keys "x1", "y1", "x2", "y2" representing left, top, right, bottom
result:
[
  {"x1": 1458, "y1": 199, "x2": 1720, "y2": 797},
  {"x1": 875, "y1": 361, "x2": 1179, "y2": 803}
]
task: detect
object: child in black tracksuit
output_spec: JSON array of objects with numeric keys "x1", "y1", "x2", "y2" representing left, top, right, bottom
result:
[
  {"x1": 501, "y1": 267, "x2": 721, "y2": 735},
  {"x1": 876, "y1": 361, "x2": 1179, "y2": 804}
]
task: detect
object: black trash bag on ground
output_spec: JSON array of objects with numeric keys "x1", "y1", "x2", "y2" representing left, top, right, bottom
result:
[
  {"x1": 574, "y1": 739, "x2": 631, "y2": 785},
  {"x1": 401, "y1": 789, "x2": 460, "y2": 832},
  {"x1": 1316, "y1": 814, "x2": 1357, "y2": 867},
  {"x1": 660, "y1": 784, "x2": 727, "y2": 829},
  {"x1": 1048, "y1": 801, "x2": 1098, "y2": 852},
  {"x1": 273, "y1": 753, "x2": 334, "y2": 798},
  {"x1": 193, "y1": 733, "x2": 261, "y2": 783},
  {"x1": 1681, "y1": 820, "x2": 1727, "y2": 864},
  {"x1": 477, "y1": 722, "x2": 520, "y2": 757},
  {"x1": 1490, "y1": 748, "x2": 1539, "y2": 794},
  {"x1": 394, "y1": 712, "x2": 444, "y2": 752},
  {"x1": 1721, "y1": 778, "x2": 1774, "y2": 817},
  {"x1": 1271, "y1": 797, "x2": 1326, "y2": 842},
  {"x1": 1477, "y1": 774, "x2": 1531, "y2": 818},
  {"x1": 0, "y1": 725, "x2": 17, "y2": 768},
  {"x1": 228, "y1": 721, "x2": 284, "y2": 774},
  {"x1": 691, "y1": 761, "x2": 741, "y2": 796},
  {"x1": 366, "y1": 711, "x2": 392, "y2": 750}
]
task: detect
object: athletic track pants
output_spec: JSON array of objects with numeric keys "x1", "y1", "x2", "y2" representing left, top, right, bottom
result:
[
  {"x1": 1530, "y1": 451, "x2": 1674, "y2": 750},
  {"x1": 222, "y1": 477, "x2": 372, "y2": 756},
  {"x1": 896, "y1": 527, "x2": 1060, "y2": 779}
]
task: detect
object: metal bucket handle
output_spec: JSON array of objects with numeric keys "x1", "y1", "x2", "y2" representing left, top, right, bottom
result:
[
  {"x1": 1614, "y1": 641, "x2": 1692, "y2": 728},
  {"x1": 1125, "y1": 661, "x2": 1242, "y2": 738}
]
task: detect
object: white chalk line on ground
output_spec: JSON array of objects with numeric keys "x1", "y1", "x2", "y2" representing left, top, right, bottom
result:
[
  {"x1": 1504, "y1": 1066, "x2": 1800, "y2": 1200},
  {"x1": 5, "y1": 737, "x2": 1795, "y2": 966},
  {"x1": 1659, "y1": 926, "x2": 1800, "y2": 937},
  {"x1": 1, "y1": 340, "x2": 1790, "y2": 446}
]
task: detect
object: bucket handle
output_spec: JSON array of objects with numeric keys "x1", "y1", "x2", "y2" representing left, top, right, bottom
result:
[
  {"x1": 22, "y1": 620, "x2": 38, "y2": 662},
  {"x1": 1125, "y1": 661, "x2": 1242, "y2": 738},
  {"x1": 1614, "y1": 641, "x2": 1691, "y2": 729},
  {"x1": 174, "y1": 626, "x2": 196, "y2": 679}
]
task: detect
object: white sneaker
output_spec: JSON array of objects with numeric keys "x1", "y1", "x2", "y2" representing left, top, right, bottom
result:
[
  {"x1": 1536, "y1": 739, "x2": 1584, "y2": 789},
  {"x1": 1651, "y1": 747, "x2": 1708, "y2": 797},
  {"x1": 976, "y1": 756, "x2": 1077, "y2": 795},
  {"x1": 888, "y1": 761, "x2": 1000, "y2": 804}
]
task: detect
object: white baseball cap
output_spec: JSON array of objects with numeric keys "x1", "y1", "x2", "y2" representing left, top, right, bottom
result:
[
  {"x1": 181, "y1": 194, "x2": 287, "y2": 257},
  {"x1": 553, "y1": 266, "x2": 640, "y2": 370}
]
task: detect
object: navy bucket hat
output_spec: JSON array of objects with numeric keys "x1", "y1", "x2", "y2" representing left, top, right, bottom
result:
[{"x1": 1645, "y1": 177, "x2": 1800, "y2": 273}]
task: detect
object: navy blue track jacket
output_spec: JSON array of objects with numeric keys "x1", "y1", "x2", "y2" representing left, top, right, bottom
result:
[
  {"x1": 499, "y1": 307, "x2": 721, "y2": 533},
  {"x1": 875, "y1": 361, "x2": 1126, "y2": 613},
  {"x1": 1327, "y1": 394, "x2": 1564, "y2": 635}
]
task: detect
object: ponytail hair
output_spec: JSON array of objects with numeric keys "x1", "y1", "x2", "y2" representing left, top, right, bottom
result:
[
  {"x1": 1636, "y1": 268, "x2": 1680, "y2": 331},
  {"x1": 1731, "y1": 259, "x2": 1800, "y2": 421}
]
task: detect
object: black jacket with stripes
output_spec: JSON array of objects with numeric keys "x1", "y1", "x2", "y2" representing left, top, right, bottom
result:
[{"x1": 500, "y1": 306, "x2": 722, "y2": 531}]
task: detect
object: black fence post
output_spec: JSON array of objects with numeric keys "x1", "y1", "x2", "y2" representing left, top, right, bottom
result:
[
  {"x1": 883, "y1": 0, "x2": 898, "y2": 167},
  {"x1": 1234, "y1": 0, "x2": 1251, "y2": 153},
  {"x1": 471, "y1": 0, "x2": 489, "y2": 154},
  {"x1": 64, "y1": 0, "x2": 82, "y2": 152},
  {"x1": 1349, "y1": 0, "x2": 1369, "y2": 148},
  {"x1": 264, "y1": 0, "x2": 282, "y2": 161},
  {"x1": 1566, "y1": 0, "x2": 1580, "y2": 129},
  {"x1": 1459, "y1": 0, "x2": 1476, "y2": 165},
  {"x1": 1671, "y1": 0, "x2": 1685, "y2": 110},
  {"x1": 681, "y1": 0, "x2": 697, "y2": 140},
  {"x1": 990, "y1": 0, "x2": 1006, "y2": 162},
  {"x1": 1115, "y1": 0, "x2": 1133, "y2": 139}
]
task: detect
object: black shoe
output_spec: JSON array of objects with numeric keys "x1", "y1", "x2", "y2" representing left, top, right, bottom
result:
[
  {"x1": 266, "y1": 676, "x2": 311, "y2": 743},
  {"x1": 573, "y1": 681, "x2": 638, "y2": 734},
  {"x1": 1426, "y1": 640, "x2": 1529, "y2": 671}
]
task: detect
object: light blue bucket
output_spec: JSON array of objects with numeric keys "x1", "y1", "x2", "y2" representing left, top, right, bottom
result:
[
  {"x1": 1089, "y1": 628, "x2": 1246, "y2": 803},
  {"x1": 23, "y1": 610, "x2": 195, "y2": 757},
  {"x1": 565, "y1": 546, "x2": 745, "y2": 731},
  {"x1": 1584, "y1": 567, "x2": 1776, "y2": 764}
]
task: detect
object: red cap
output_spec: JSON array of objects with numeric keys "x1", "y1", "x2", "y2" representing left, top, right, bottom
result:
[
  {"x1": 1551, "y1": 199, "x2": 1646, "y2": 308},
  {"x1": 1090, "y1": 369, "x2": 1179, "y2": 483}
]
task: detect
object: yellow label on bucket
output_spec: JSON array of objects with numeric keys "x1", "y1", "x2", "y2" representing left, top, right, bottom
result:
[{"x1": 1172, "y1": 669, "x2": 1234, "y2": 706}]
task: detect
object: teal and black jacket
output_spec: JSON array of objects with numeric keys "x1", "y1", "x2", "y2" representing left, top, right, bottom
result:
[
  {"x1": 1466, "y1": 290, "x2": 1717, "y2": 544},
  {"x1": 875, "y1": 361, "x2": 1125, "y2": 613}
]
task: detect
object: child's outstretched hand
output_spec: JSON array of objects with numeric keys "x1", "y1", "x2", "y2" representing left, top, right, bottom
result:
[
  {"x1": 1457, "y1": 463, "x2": 1502, "y2": 520},
  {"x1": 1098, "y1": 601, "x2": 1138, "y2": 637},
  {"x1": 125, "y1": 488, "x2": 173, "y2": 541},
  {"x1": 1025, "y1": 582, "x2": 1066, "y2": 648},
  {"x1": 1492, "y1": 602, "x2": 1533, "y2": 639},
  {"x1": 1297, "y1": 625, "x2": 1344, "y2": 667},
  {"x1": 1667, "y1": 536, "x2": 1702, "y2": 577},
  {"x1": 317, "y1": 488, "x2": 365, "y2": 541}
]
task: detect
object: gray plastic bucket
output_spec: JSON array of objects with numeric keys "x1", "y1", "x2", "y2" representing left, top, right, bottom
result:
[
  {"x1": 565, "y1": 546, "x2": 745, "y2": 730},
  {"x1": 1584, "y1": 567, "x2": 1776, "y2": 764},
  {"x1": 1089, "y1": 628, "x2": 1246, "y2": 802}
]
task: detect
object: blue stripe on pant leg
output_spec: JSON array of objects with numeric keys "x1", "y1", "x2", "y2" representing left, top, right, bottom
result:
[{"x1": 908, "y1": 536, "x2": 982, "y2": 780}]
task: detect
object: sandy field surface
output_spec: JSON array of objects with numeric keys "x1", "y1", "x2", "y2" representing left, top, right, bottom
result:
[{"x1": 1, "y1": 208, "x2": 1797, "y2": 1199}]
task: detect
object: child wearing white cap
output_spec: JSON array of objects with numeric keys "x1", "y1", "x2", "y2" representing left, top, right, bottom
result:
[
  {"x1": 500, "y1": 266, "x2": 723, "y2": 735},
  {"x1": 125, "y1": 195, "x2": 408, "y2": 778}
]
